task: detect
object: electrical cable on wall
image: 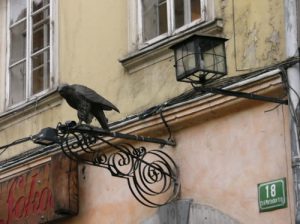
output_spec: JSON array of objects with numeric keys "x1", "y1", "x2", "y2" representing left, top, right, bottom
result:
[
  {"x1": 0, "y1": 136, "x2": 32, "y2": 157},
  {"x1": 0, "y1": 57, "x2": 298, "y2": 169}
]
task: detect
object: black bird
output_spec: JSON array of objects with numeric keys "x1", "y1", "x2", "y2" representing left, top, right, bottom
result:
[{"x1": 58, "y1": 84, "x2": 119, "y2": 130}]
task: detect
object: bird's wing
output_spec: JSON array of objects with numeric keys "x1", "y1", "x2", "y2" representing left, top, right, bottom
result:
[{"x1": 72, "y1": 84, "x2": 120, "y2": 112}]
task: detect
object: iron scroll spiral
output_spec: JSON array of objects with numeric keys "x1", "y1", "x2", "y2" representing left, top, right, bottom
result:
[{"x1": 57, "y1": 122, "x2": 180, "y2": 207}]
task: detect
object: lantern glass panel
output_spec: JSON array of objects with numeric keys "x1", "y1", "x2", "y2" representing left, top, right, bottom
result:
[
  {"x1": 171, "y1": 35, "x2": 227, "y2": 84},
  {"x1": 202, "y1": 43, "x2": 226, "y2": 74},
  {"x1": 175, "y1": 40, "x2": 198, "y2": 80}
]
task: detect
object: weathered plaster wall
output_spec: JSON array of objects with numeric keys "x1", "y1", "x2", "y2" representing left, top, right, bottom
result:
[
  {"x1": 55, "y1": 100, "x2": 294, "y2": 224},
  {"x1": 218, "y1": 0, "x2": 286, "y2": 74},
  {"x1": 114, "y1": 0, "x2": 287, "y2": 117},
  {"x1": 0, "y1": 0, "x2": 294, "y2": 222},
  {"x1": 176, "y1": 102, "x2": 293, "y2": 223},
  {"x1": 58, "y1": 0, "x2": 127, "y2": 121},
  {"x1": 0, "y1": 0, "x2": 289, "y2": 169},
  {"x1": 57, "y1": 0, "x2": 190, "y2": 120},
  {"x1": 0, "y1": 101, "x2": 62, "y2": 160},
  {"x1": 0, "y1": 0, "x2": 129, "y2": 160}
]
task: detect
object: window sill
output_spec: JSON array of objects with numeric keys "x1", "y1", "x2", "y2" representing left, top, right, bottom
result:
[
  {"x1": 119, "y1": 19, "x2": 224, "y2": 74},
  {"x1": 0, "y1": 89, "x2": 62, "y2": 131}
]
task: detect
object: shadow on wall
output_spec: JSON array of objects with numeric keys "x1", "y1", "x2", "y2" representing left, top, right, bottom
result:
[{"x1": 142, "y1": 199, "x2": 239, "y2": 224}]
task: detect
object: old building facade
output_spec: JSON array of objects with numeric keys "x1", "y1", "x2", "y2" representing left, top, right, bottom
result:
[{"x1": 0, "y1": 0, "x2": 299, "y2": 223}]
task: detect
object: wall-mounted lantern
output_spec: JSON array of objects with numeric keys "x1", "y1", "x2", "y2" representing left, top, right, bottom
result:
[
  {"x1": 170, "y1": 35, "x2": 227, "y2": 86},
  {"x1": 170, "y1": 35, "x2": 288, "y2": 105}
]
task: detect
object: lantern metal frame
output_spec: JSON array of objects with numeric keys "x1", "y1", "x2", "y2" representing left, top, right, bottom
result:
[
  {"x1": 170, "y1": 35, "x2": 228, "y2": 85},
  {"x1": 170, "y1": 35, "x2": 288, "y2": 105}
]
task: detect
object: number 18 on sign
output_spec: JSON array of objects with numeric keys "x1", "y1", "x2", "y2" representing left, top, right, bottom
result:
[{"x1": 258, "y1": 178, "x2": 287, "y2": 212}]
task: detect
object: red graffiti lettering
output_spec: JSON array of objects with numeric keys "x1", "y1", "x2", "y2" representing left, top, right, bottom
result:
[{"x1": 0, "y1": 172, "x2": 54, "y2": 224}]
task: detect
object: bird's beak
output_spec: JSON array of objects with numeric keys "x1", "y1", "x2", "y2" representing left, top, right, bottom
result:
[
  {"x1": 57, "y1": 85, "x2": 62, "y2": 93},
  {"x1": 57, "y1": 83, "x2": 68, "y2": 93}
]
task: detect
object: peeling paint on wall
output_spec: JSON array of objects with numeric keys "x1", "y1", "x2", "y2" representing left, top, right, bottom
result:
[{"x1": 225, "y1": 0, "x2": 285, "y2": 72}]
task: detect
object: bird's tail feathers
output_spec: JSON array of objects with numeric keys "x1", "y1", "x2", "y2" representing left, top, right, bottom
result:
[{"x1": 94, "y1": 110, "x2": 109, "y2": 130}]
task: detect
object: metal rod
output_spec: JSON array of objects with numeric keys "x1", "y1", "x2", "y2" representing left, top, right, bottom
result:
[
  {"x1": 0, "y1": 136, "x2": 32, "y2": 150},
  {"x1": 59, "y1": 125, "x2": 176, "y2": 146},
  {"x1": 195, "y1": 86, "x2": 288, "y2": 105}
]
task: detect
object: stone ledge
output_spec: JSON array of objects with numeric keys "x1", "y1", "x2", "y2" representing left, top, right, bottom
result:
[
  {"x1": 113, "y1": 72, "x2": 285, "y2": 138},
  {"x1": 0, "y1": 90, "x2": 62, "y2": 131},
  {"x1": 119, "y1": 19, "x2": 224, "y2": 74},
  {"x1": 0, "y1": 71, "x2": 285, "y2": 173}
]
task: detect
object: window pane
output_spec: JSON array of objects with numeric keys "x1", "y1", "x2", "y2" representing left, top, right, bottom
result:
[
  {"x1": 158, "y1": 0, "x2": 167, "y2": 35},
  {"x1": 9, "y1": 62, "x2": 26, "y2": 105},
  {"x1": 32, "y1": 0, "x2": 50, "y2": 12},
  {"x1": 191, "y1": 0, "x2": 201, "y2": 21},
  {"x1": 32, "y1": 24, "x2": 49, "y2": 52},
  {"x1": 174, "y1": 0, "x2": 184, "y2": 28},
  {"x1": 142, "y1": 0, "x2": 167, "y2": 41},
  {"x1": 10, "y1": 21, "x2": 26, "y2": 65},
  {"x1": 32, "y1": 7, "x2": 49, "y2": 24},
  {"x1": 9, "y1": 0, "x2": 27, "y2": 25},
  {"x1": 32, "y1": 8, "x2": 50, "y2": 53},
  {"x1": 175, "y1": 0, "x2": 201, "y2": 29},
  {"x1": 32, "y1": 50, "x2": 49, "y2": 94},
  {"x1": 32, "y1": 65, "x2": 49, "y2": 94}
]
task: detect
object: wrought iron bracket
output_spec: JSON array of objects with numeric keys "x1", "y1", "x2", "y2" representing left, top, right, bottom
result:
[
  {"x1": 57, "y1": 121, "x2": 176, "y2": 146},
  {"x1": 51, "y1": 121, "x2": 179, "y2": 207},
  {"x1": 194, "y1": 86, "x2": 288, "y2": 105}
]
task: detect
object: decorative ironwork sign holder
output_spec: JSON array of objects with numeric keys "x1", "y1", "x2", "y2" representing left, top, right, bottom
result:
[{"x1": 35, "y1": 121, "x2": 179, "y2": 208}]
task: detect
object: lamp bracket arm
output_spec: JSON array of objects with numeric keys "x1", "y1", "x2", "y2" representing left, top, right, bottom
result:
[{"x1": 195, "y1": 86, "x2": 288, "y2": 105}]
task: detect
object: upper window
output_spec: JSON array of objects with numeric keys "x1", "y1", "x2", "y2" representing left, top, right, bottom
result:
[
  {"x1": 139, "y1": 0, "x2": 205, "y2": 44},
  {"x1": 7, "y1": 0, "x2": 54, "y2": 108}
]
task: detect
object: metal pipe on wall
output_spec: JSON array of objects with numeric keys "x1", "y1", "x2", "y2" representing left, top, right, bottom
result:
[{"x1": 285, "y1": 0, "x2": 300, "y2": 223}]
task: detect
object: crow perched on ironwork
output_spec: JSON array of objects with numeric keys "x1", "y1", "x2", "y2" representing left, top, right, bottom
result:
[{"x1": 58, "y1": 84, "x2": 119, "y2": 130}]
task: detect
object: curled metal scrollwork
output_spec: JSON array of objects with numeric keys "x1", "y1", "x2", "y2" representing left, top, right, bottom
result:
[{"x1": 57, "y1": 122, "x2": 180, "y2": 207}]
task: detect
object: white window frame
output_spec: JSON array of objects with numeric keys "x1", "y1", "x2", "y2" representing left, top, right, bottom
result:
[
  {"x1": 5, "y1": 0, "x2": 57, "y2": 110},
  {"x1": 137, "y1": 0, "x2": 207, "y2": 47}
]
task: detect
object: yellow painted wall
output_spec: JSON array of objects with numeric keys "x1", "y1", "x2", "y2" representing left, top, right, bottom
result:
[
  {"x1": 55, "y1": 0, "x2": 286, "y2": 121},
  {"x1": 0, "y1": 0, "x2": 288, "y2": 168},
  {"x1": 0, "y1": 0, "x2": 293, "y2": 222},
  {"x1": 58, "y1": 0, "x2": 128, "y2": 120},
  {"x1": 219, "y1": 0, "x2": 286, "y2": 73},
  {"x1": 58, "y1": 0, "x2": 191, "y2": 120}
]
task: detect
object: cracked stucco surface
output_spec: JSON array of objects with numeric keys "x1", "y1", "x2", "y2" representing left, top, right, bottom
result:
[
  {"x1": 0, "y1": 0, "x2": 288, "y2": 161},
  {"x1": 218, "y1": 0, "x2": 286, "y2": 73}
]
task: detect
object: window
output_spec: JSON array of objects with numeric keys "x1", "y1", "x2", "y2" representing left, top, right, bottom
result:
[
  {"x1": 139, "y1": 0, "x2": 205, "y2": 44},
  {"x1": 7, "y1": 0, "x2": 54, "y2": 108}
]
